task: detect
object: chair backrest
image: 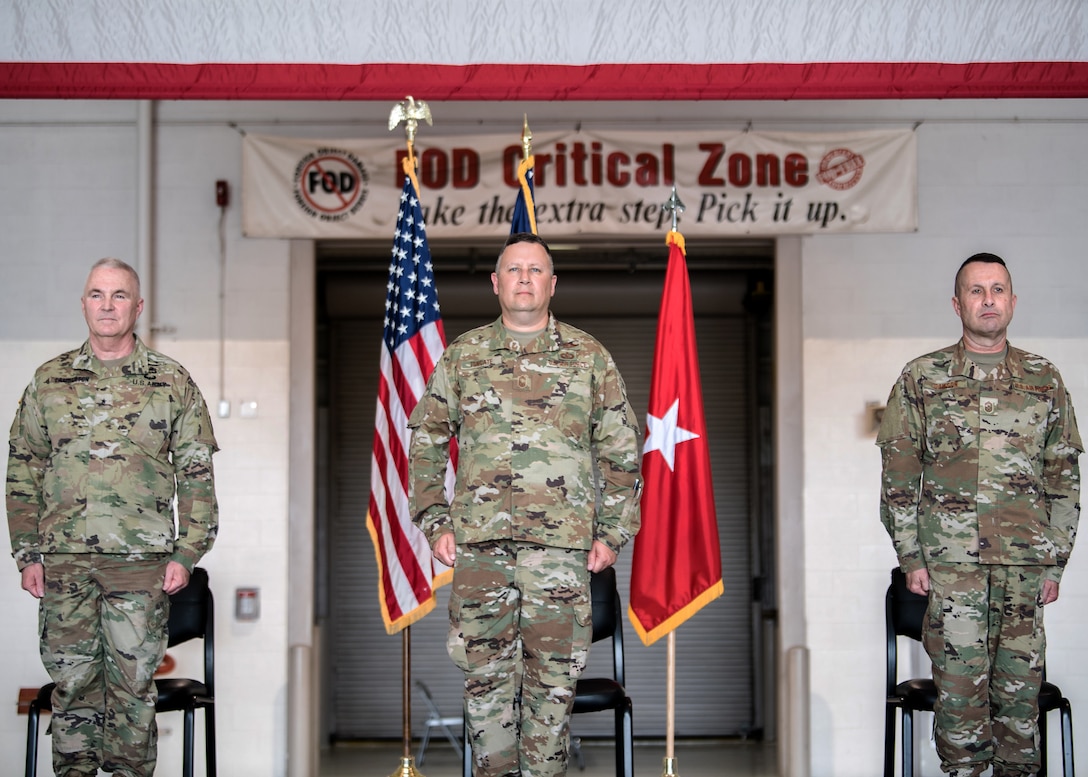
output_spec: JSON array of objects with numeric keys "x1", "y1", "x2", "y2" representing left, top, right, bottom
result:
[
  {"x1": 887, "y1": 567, "x2": 927, "y2": 642},
  {"x1": 415, "y1": 681, "x2": 443, "y2": 720},
  {"x1": 588, "y1": 567, "x2": 625, "y2": 685},
  {"x1": 885, "y1": 567, "x2": 927, "y2": 694},
  {"x1": 166, "y1": 567, "x2": 214, "y2": 690}
]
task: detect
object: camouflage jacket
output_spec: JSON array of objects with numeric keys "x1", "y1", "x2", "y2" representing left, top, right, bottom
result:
[
  {"x1": 877, "y1": 340, "x2": 1082, "y2": 582},
  {"x1": 409, "y1": 314, "x2": 641, "y2": 553},
  {"x1": 6, "y1": 337, "x2": 219, "y2": 571}
]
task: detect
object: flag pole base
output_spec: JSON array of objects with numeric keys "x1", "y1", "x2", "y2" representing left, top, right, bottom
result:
[
  {"x1": 662, "y1": 756, "x2": 679, "y2": 777},
  {"x1": 388, "y1": 755, "x2": 426, "y2": 777}
]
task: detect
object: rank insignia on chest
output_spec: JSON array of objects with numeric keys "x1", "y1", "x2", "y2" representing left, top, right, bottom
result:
[{"x1": 981, "y1": 398, "x2": 998, "y2": 414}]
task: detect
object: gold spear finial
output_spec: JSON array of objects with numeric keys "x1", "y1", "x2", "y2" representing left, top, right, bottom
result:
[
  {"x1": 388, "y1": 95, "x2": 433, "y2": 146},
  {"x1": 662, "y1": 186, "x2": 686, "y2": 232},
  {"x1": 521, "y1": 114, "x2": 532, "y2": 161}
]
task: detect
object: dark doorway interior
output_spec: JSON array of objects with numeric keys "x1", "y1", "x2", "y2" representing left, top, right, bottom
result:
[{"x1": 315, "y1": 240, "x2": 776, "y2": 743}]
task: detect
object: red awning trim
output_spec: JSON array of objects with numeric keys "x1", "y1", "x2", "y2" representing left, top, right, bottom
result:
[{"x1": 2, "y1": 61, "x2": 1087, "y2": 101}]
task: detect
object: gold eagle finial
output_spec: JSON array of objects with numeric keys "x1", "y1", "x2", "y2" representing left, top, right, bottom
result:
[{"x1": 388, "y1": 96, "x2": 433, "y2": 144}]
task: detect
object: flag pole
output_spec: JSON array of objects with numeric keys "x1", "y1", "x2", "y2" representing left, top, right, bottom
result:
[
  {"x1": 630, "y1": 183, "x2": 722, "y2": 775},
  {"x1": 661, "y1": 186, "x2": 685, "y2": 777},
  {"x1": 512, "y1": 115, "x2": 538, "y2": 235},
  {"x1": 387, "y1": 94, "x2": 433, "y2": 777},
  {"x1": 665, "y1": 631, "x2": 677, "y2": 776}
]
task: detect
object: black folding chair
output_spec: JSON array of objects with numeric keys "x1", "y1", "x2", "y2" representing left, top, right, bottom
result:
[
  {"x1": 883, "y1": 567, "x2": 1073, "y2": 777},
  {"x1": 26, "y1": 567, "x2": 216, "y2": 777}
]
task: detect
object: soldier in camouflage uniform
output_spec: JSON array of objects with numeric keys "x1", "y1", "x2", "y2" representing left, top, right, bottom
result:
[
  {"x1": 409, "y1": 233, "x2": 641, "y2": 777},
  {"x1": 6, "y1": 258, "x2": 218, "y2": 777},
  {"x1": 877, "y1": 253, "x2": 1082, "y2": 777}
]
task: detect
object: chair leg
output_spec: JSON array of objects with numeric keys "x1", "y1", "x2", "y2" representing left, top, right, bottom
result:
[
  {"x1": 1040, "y1": 707, "x2": 1049, "y2": 777},
  {"x1": 205, "y1": 706, "x2": 217, "y2": 777},
  {"x1": 626, "y1": 700, "x2": 635, "y2": 777},
  {"x1": 463, "y1": 720, "x2": 474, "y2": 777},
  {"x1": 569, "y1": 734, "x2": 584, "y2": 771},
  {"x1": 884, "y1": 707, "x2": 896, "y2": 777},
  {"x1": 418, "y1": 725, "x2": 432, "y2": 765},
  {"x1": 613, "y1": 706, "x2": 624, "y2": 777},
  {"x1": 183, "y1": 708, "x2": 195, "y2": 777},
  {"x1": 1060, "y1": 700, "x2": 1074, "y2": 777},
  {"x1": 25, "y1": 703, "x2": 41, "y2": 777},
  {"x1": 902, "y1": 709, "x2": 914, "y2": 777},
  {"x1": 443, "y1": 722, "x2": 464, "y2": 759}
]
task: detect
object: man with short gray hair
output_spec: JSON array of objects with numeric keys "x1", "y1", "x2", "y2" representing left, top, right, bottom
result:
[{"x1": 7, "y1": 257, "x2": 219, "y2": 777}]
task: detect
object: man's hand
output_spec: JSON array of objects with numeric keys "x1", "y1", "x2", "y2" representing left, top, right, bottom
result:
[
  {"x1": 905, "y1": 567, "x2": 930, "y2": 596},
  {"x1": 1040, "y1": 579, "x2": 1060, "y2": 606},
  {"x1": 163, "y1": 561, "x2": 191, "y2": 595},
  {"x1": 21, "y1": 563, "x2": 44, "y2": 599},
  {"x1": 587, "y1": 540, "x2": 617, "y2": 573},
  {"x1": 432, "y1": 532, "x2": 456, "y2": 567}
]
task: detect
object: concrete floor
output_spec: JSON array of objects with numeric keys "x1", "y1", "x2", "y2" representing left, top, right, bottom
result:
[{"x1": 319, "y1": 739, "x2": 778, "y2": 777}]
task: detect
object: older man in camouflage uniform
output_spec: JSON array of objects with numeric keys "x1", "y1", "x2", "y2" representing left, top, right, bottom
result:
[
  {"x1": 7, "y1": 257, "x2": 218, "y2": 777},
  {"x1": 878, "y1": 253, "x2": 1082, "y2": 777},
  {"x1": 409, "y1": 233, "x2": 641, "y2": 777}
]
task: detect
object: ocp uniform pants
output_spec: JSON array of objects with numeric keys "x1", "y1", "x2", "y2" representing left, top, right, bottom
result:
[
  {"x1": 448, "y1": 541, "x2": 593, "y2": 777},
  {"x1": 40, "y1": 554, "x2": 170, "y2": 777},
  {"x1": 924, "y1": 562, "x2": 1047, "y2": 777}
]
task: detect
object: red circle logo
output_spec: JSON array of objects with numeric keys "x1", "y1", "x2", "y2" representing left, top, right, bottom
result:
[
  {"x1": 817, "y1": 148, "x2": 865, "y2": 191},
  {"x1": 292, "y1": 148, "x2": 370, "y2": 222}
]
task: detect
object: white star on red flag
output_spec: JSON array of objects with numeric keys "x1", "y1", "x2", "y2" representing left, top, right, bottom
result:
[{"x1": 643, "y1": 397, "x2": 699, "y2": 472}]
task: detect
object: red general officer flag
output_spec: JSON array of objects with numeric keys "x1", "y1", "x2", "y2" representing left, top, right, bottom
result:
[
  {"x1": 366, "y1": 157, "x2": 454, "y2": 634},
  {"x1": 628, "y1": 230, "x2": 723, "y2": 646}
]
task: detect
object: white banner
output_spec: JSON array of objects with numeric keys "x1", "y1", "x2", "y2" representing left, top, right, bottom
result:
[{"x1": 242, "y1": 128, "x2": 916, "y2": 239}]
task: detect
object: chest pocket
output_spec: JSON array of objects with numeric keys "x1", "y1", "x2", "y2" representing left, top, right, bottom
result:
[
  {"x1": 456, "y1": 357, "x2": 507, "y2": 443},
  {"x1": 988, "y1": 381, "x2": 1053, "y2": 462},
  {"x1": 920, "y1": 379, "x2": 974, "y2": 457},
  {"x1": 127, "y1": 394, "x2": 176, "y2": 459},
  {"x1": 518, "y1": 352, "x2": 594, "y2": 439},
  {"x1": 39, "y1": 380, "x2": 93, "y2": 451}
]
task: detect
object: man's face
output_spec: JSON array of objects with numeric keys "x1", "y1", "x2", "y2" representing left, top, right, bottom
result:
[
  {"x1": 81, "y1": 265, "x2": 143, "y2": 342},
  {"x1": 951, "y1": 261, "x2": 1016, "y2": 344},
  {"x1": 491, "y1": 242, "x2": 556, "y2": 326}
]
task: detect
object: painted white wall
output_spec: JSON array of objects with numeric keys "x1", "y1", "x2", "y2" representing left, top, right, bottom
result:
[
  {"x1": 802, "y1": 116, "x2": 1088, "y2": 775},
  {"x1": 0, "y1": 100, "x2": 294, "y2": 776},
  {"x1": 1, "y1": 98, "x2": 1086, "y2": 777}
]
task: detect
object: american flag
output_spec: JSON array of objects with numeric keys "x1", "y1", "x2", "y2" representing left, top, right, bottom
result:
[
  {"x1": 366, "y1": 172, "x2": 451, "y2": 634},
  {"x1": 511, "y1": 154, "x2": 537, "y2": 234}
]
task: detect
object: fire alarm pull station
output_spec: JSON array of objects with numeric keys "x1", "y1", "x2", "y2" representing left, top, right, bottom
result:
[{"x1": 235, "y1": 587, "x2": 260, "y2": 621}]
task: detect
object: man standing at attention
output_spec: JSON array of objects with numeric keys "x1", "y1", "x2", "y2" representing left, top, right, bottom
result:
[
  {"x1": 409, "y1": 233, "x2": 642, "y2": 777},
  {"x1": 7, "y1": 258, "x2": 219, "y2": 777},
  {"x1": 877, "y1": 252, "x2": 1082, "y2": 777}
]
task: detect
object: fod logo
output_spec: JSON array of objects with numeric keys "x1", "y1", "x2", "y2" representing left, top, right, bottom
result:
[
  {"x1": 292, "y1": 148, "x2": 370, "y2": 222},
  {"x1": 816, "y1": 148, "x2": 865, "y2": 191}
]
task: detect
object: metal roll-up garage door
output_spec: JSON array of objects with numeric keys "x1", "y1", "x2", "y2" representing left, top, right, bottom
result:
[{"x1": 321, "y1": 260, "x2": 761, "y2": 741}]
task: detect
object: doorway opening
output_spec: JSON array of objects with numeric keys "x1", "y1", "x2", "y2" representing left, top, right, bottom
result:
[{"x1": 314, "y1": 239, "x2": 777, "y2": 743}]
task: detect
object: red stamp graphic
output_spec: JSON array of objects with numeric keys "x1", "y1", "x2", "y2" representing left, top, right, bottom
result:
[
  {"x1": 292, "y1": 148, "x2": 370, "y2": 222},
  {"x1": 817, "y1": 148, "x2": 865, "y2": 191}
]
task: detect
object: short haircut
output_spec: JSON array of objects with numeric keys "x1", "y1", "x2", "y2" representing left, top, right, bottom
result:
[
  {"x1": 496, "y1": 232, "x2": 553, "y2": 273},
  {"x1": 88, "y1": 257, "x2": 142, "y2": 298},
  {"x1": 954, "y1": 252, "x2": 1010, "y2": 295}
]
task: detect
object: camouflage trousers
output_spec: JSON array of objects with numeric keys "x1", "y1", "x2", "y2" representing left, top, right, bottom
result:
[
  {"x1": 39, "y1": 554, "x2": 170, "y2": 777},
  {"x1": 448, "y1": 541, "x2": 593, "y2": 777},
  {"x1": 924, "y1": 563, "x2": 1048, "y2": 777}
]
